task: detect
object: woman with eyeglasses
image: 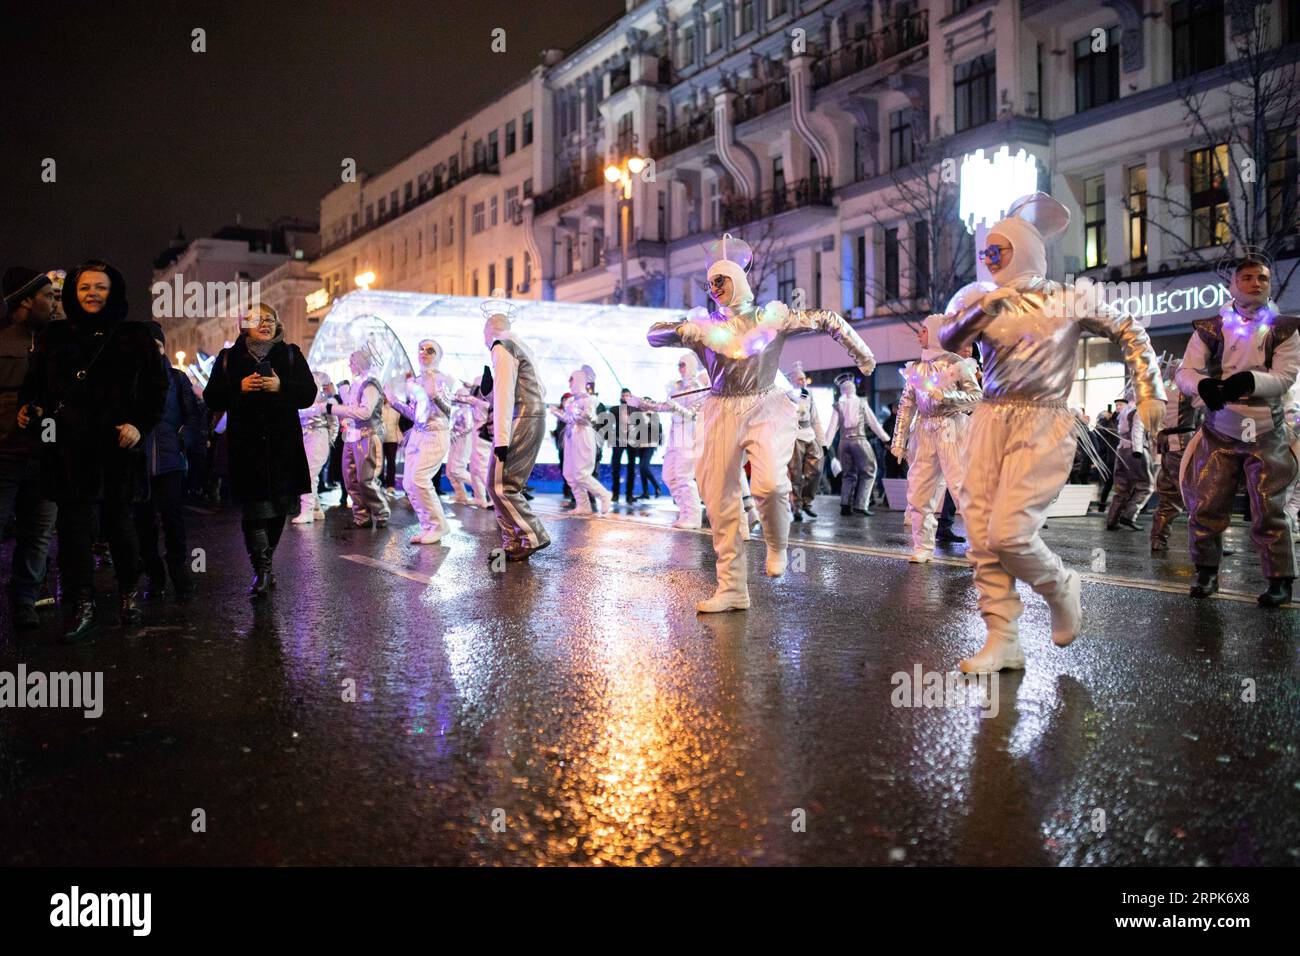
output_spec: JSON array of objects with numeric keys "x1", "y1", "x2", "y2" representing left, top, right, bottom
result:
[
  {"x1": 939, "y1": 193, "x2": 1165, "y2": 672},
  {"x1": 204, "y1": 303, "x2": 318, "y2": 598},
  {"x1": 385, "y1": 339, "x2": 456, "y2": 544}
]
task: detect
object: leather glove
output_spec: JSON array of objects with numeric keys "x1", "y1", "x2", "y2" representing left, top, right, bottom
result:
[
  {"x1": 1137, "y1": 398, "x2": 1165, "y2": 440},
  {"x1": 493, "y1": 445, "x2": 509, "y2": 462},
  {"x1": 1197, "y1": 378, "x2": 1226, "y2": 411},
  {"x1": 1219, "y1": 370, "x2": 1255, "y2": 404}
]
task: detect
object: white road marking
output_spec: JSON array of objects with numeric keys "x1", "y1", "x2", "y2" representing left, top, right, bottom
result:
[
  {"x1": 530, "y1": 503, "x2": 1294, "y2": 609},
  {"x1": 340, "y1": 554, "x2": 435, "y2": 585}
]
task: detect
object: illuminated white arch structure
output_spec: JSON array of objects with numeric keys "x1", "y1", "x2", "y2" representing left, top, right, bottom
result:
[{"x1": 306, "y1": 291, "x2": 696, "y2": 464}]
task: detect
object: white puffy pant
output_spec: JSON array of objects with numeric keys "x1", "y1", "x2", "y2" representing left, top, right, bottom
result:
[
  {"x1": 958, "y1": 402, "x2": 1077, "y2": 637},
  {"x1": 403, "y1": 428, "x2": 450, "y2": 535},
  {"x1": 446, "y1": 432, "x2": 472, "y2": 501},
  {"x1": 299, "y1": 428, "x2": 331, "y2": 514},
  {"x1": 695, "y1": 389, "x2": 799, "y2": 600},
  {"x1": 469, "y1": 435, "x2": 492, "y2": 505},
  {"x1": 904, "y1": 416, "x2": 971, "y2": 555},
  {"x1": 663, "y1": 420, "x2": 702, "y2": 526},
  {"x1": 562, "y1": 426, "x2": 608, "y2": 514}
]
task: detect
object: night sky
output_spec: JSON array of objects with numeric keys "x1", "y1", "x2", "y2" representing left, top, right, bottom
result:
[{"x1": 1, "y1": 0, "x2": 625, "y2": 305}]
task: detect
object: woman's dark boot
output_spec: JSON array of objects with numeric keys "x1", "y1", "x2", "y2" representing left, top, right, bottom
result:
[
  {"x1": 1258, "y1": 577, "x2": 1294, "y2": 607},
  {"x1": 249, "y1": 550, "x2": 272, "y2": 599},
  {"x1": 119, "y1": 589, "x2": 143, "y2": 626},
  {"x1": 62, "y1": 594, "x2": 98, "y2": 644}
]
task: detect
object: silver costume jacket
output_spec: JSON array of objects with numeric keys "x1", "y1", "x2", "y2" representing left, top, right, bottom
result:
[{"x1": 891, "y1": 350, "x2": 983, "y2": 461}]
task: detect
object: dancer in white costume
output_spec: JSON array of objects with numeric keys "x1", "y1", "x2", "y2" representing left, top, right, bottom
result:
[
  {"x1": 455, "y1": 376, "x2": 493, "y2": 508},
  {"x1": 939, "y1": 192, "x2": 1165, "y2": 673},
  {"x1": 1285, "y1": 380, "x2": 1300, "y2": 542},
  {"x1": 648, "y1": 233, "x2": 878, "y2": 613},
  {"x1": 291, "y1": 370, "x2": 338, "y2": 524},
  {"x1": 826, "y1": 373, "x2": 891, "y2": 515},
  {"x1": 627, "y1": 352, "x2": 708, "y2": 528},
  {"x1": 550, "y1": 368, "x2": 614, "y2": 515},
  {"x1": 445, "y1": 399, "x2": 475, "y2": 504},
  {"x1": 787, "y1": 363, "x2": 828, "y2": 523},
  {"x1": 385, "y1": 339, "x2": 455, "y2": 544},
  {"x1": 891, "y1": 314, "x2": 983, "y2": 562}
]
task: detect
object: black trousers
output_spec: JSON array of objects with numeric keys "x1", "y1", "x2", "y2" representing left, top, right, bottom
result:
[
  {"x1": 610, "y1": 446, "x2": 637, "y2": 501},
  {"x1": 937, "y1": 490, "x2": 957, "y2": 534},
  {"x1": 636, "y1": 447, "x2": 661, "y2": 495},
  {"x1": 134, "y1": 471, "x2": 189, "y2": 583},
  {"x1": 58, "y1": 496, "x2": 140, "y2": 598}
]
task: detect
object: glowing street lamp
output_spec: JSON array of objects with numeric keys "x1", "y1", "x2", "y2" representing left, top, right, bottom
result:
[
  {"x1": 604, "y1": 153, "x2": 647, "y2": 302},
  {"x1": 354, "y1": 270, "x2": 376, "y2": 290},
  {"x1": 175, "y1": 350, "x2": 186, "y2": 366}
]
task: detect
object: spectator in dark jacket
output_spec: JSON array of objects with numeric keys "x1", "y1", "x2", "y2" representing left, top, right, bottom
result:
[
  {"x1": 134, "y1": 321, "x2": 201, "y2": 598},
  {"x1": 203, "y1": 303, "x2": 317, "y2": 599},
  {"x1": 1, "y1": 267, "x2": 59, "y2": 631},
  {"x1": 20, "y1": 259, "x2": 168, "y2": 641}
]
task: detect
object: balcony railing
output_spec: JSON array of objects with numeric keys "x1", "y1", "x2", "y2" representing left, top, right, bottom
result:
[
  {"x1": 716, "y1": 177, "x2": 834, "y2": 232},
  {"x1": 812, "y1": 9, "x2": 929, "y2": 89},
  {"x1": 319, "y1": 159, "x2": 500, "y2": 256},
  {"x1": 649, "y1": 112, "x2": 715, "y2": 159},
  {"x1": 733, "y1": 78, "x2": 791, "y2": 125},
  {"x1": 532, "y1": 164, "x2": 606, "y2": 216}
]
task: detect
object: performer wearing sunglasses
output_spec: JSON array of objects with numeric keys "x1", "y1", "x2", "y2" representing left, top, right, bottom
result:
[
  {"x1": 940, "y1": 193, "x2": 1165, "y2": 672},
  {"x1": 648, "y1": 233, "x2": 878, "y2": 613}
]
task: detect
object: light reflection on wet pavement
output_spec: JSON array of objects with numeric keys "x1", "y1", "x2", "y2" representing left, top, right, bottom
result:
[{"x1": 0, "y1": 493, "x2": 1296, "y2": 865}]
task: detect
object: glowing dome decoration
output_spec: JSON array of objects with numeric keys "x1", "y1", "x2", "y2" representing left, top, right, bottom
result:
[
  {"x1": 958, "y1": 146, "x2": 1041, "y2": 235},
  {"x1": 306, "y1": 291, "x2": 697, "y2": 464}
]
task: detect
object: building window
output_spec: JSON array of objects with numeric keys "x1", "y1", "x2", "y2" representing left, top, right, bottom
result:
[
  {"x1": 447, "y1": 216, "x2": 454, "y2": 245},
  {"x1": 707, "y1": 9, "x2": 723, "y2": 53},
  {"x1": 884, "y1": 228, "x2": 900, "y2": 299},
  {"x1": 1127, "y1": 165, "x2": 1147, "y2": 262},
  {"x1": 772, "y1": 156, "x2": 785, "y2": 195},
  {"x1": 777, "y1": 258, "x2": 796, "y2": 302},
  {"x1": 1172, "y1": 0, "x2": 1225, "y2": 80},
  {"x1": 679, "y1": 25, "x2": 696, "y2": 68},
  {"x1": 952, "y1": 0, "x2": 979, "y2": 13},
  {"x1": 472, "y1": 202, "x2": 485, "y2": 235},
  {"x1": 404, "y1": 181, "x2": 414, "y2": 205},
  {"x1": 432, "y1": 222, "x2": 438, "y2": 250},
  {"x1": 564, "y1": 236, "x2": 575, "y2": 275},
  {"x1": 490, "y1": 196, "x2": 499, "y2": 228},
  {"x1": 488, "y1": 130, "x2": 499, "y2": 166},
  {"x1": 889, "y1": 109, "x2": 915, "y2": 170},
  {"x1": 473, "y1": 139, "x2": 485, "y2": 166},
  {"x1": 735, "y1": 0, "x2": 755, "y2": 36},
  {"x1": 915, "y1": 221, "x2": 930, "y2": 297},
  {"x1": 1189, "y1": 143, "x2": 1229, "y2": 248},
  {"x1": 505, "y1": 186, "x2": 520, "y2": 223},
  {"x1": 617, "y1": 112, "x2": 634, "y2": 155},
  {"x1": 1083, "y1": 175, "x2": 1106, "y2": 268},
  {"x1": 522, "y1": 110, "x2": 533, "y2": 146},
  {"x1": 709, "y1": 180, "x2": 721, "y2": 227},
  {"x1": 488, "y1": 263, "x2": 496, "y2": 294},
  {"x1": 769, "y1": 0, "x2": 789, "y2": 17},
  {"x1": 389, "y1": 189, "x2": 398, "y2": 212},
  {"x1": 377, "y1": 197, "x2": 386, "y2": 218},
  {"x1": 1074, "y1": 26, "x2": 1120, "y2": 113},
  {"x1": 1267, "y1": 126, "x2": 1298, "y2": 235},
  {"x1": 505, "y1": 258, "x2": 514, "y2": 295},
  {"x1": 954, "y1": 53, "x2": 995, "y2": 133},
  {"x1": 448, "y1": 155, "x2": 459, "y2": 180},
  {"x1": 505, "y1": 121, "x2": 516, "y2": 156}
]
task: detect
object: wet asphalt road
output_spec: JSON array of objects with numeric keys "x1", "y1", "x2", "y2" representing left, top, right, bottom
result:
[{"x1": 0, "y1": 489, "x2": 1296, "y2": 866}]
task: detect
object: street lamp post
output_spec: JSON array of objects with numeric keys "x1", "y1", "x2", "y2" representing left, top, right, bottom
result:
[{"x1": 604, "y1": 153, "x2": 646, "y2": 304}]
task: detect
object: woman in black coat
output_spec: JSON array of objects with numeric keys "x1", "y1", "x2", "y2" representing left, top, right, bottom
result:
[
  {"x1": 204, "y1": 303, "x2": 317, "y2": 598},
  {"x1": 19, "y1": 259, "x2": 168, "y2": 640}
]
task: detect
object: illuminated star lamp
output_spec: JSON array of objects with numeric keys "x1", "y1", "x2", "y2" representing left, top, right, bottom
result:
[{"x1": 958, "y1": 146, "x2": 1040, "y2": 235}]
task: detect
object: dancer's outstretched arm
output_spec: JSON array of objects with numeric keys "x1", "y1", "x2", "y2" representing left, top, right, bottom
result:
[{"x1": 780, "y1": 308, "x2": 876, "y2": 374}]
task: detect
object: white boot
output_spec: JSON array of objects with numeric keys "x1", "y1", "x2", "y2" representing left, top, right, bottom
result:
[
  {"x1": 291, "y1": 513, "x2": 314, "y2": 525},
  {"x1": 909, "y1": 550, "x2": 933, "y2": 564},
  {"x1": 1047, "y1": 568, "x2": 1084, "y2": 647},
  {"x1": 959, "y1": 625, "x2": 1025, "y2": 673},
  {"x1": 598, "y1": 492, "x2": 613, "y2": 515},
  {"x1": 418, "y1": 529, "x2": 444, "y2": 545},
  {"x1": 765, "y1": 545, "x2": 788, "y2": 577},
  {"x1": 673, "y1": 515, "x2": 702, "y2": 529},
  {"x1": 696, "y1": 589, "x2": 751, "y2": 613}
]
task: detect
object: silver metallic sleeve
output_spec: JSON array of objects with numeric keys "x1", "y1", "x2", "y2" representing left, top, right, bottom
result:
[
  {"x1": 891, "y1": 381, "x2": 916, "y2": 461},
  {"x1": 785, "y1": 310, "x2": 877, "y2": 374},
  {"x1": 1079, "y1": 310, "x2": 1167, "y2": 404}
]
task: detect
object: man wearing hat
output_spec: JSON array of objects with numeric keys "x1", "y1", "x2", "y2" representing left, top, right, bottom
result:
[{"x1": 0, "y1": 267, "x2": 59, "y2": 630}]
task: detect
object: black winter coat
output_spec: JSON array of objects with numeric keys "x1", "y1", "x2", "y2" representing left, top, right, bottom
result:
[
  {"x1": 203, "y1": 335, "x2": 317, "y2": 504},
  {"x1": 21, "y1": 263, "x2": 168, "y2": 503}
]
